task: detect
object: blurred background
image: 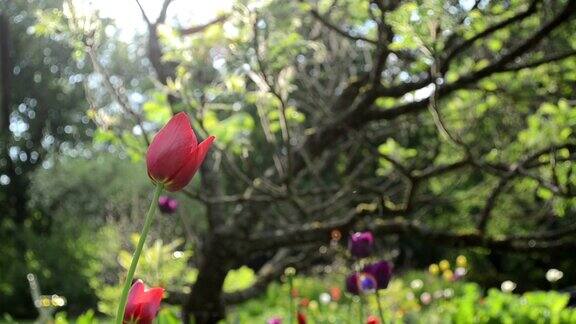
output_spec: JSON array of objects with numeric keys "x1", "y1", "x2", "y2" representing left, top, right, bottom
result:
[{"x1": 1, "y1": 0, "x2": 576, "y2": 322}]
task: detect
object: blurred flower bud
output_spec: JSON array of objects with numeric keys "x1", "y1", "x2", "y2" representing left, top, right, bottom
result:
[
  {"x1": 330, "y1": 287, "x2": 342, "y2": 301},
  {"x1": 501, "y1": 280, "x2": 516, "y2": 293},
  {"x1": 348, "y1": 231, "x2": 374, "y2": 258},
  {"x1": 420, "y1": 292, "x2": 432, "y2": 305},
  {"x1": 319, "y1": 293, "x2": 331, "y2": 305},
  {"x1": 429, "y1": 264, "x2": 440, "y2": 275},
  {"x1": 285, "y1": 267, "x2": 296, "y2": 277},
  {"x1": 158, "y1": 196, "x2": 179, "y2": 214},
  {"x1": 297, "y1": 312, "x2": 307, "y2": 324},
  {"x1": 439, "y1": 260, "x2": 450, "y2": 271},
  {"x1": 267, "y1": 317, "x2": 282, "y2": 324},
  {"x1": 546, "y1": 268, "x2": 564, "y2": 283},
  {"x1": 308, "y1": 300, "x2": 319, "y2": 310},
  {"x1": 410, "y1": 279, "x2": 423, "y2": 290},
  {"x1": 366, "y1": 315, "x2": 380, "y2": 324},
  {"x1": 442, "y1": 269, "x2": 454, "y2": 281},
  {"x1": 346, "y1": 273, "x2": 360, "y2": 295},
  {"x1": 331, "y1": 229, "x2": 342, "y2": 241},
  {"x1": 456, "y1": 255, "x2": 468, "y2": 268},
  {"x1": 291, "y1": 288, "x2": 299, "y2": 298},
  {"x1": 454, "y1": 267, "x2": 467, "y2": 281},
  {"x1": 363, "y1": 260, "x2": 393, "y2": 290}
]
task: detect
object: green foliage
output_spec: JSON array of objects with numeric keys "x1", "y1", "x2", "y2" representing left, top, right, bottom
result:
[
  {"x1": 156, "y1": 306, "x2": 182, "y2": 324},
  {"x1": 143, "y1": 92, "x2": 173, "y2": 125},
  {"x1": 29, "y1": 154, "x2": 150, "y2": 222},
  {"x1": 4, "y1": 0, "x2": 576, "y2": 320},
  {"x1": 223, "y1": 266, "x2": 257, "y2": 293},
  {"x1": 203, "y1": 111, "x2": 255, "y2": 150},
  {"x1": 229, "y1": 270, "x2": 576, "y2": 323},
  {"x1": 518, "y1": 99, "x2": 576, "y2": 147},
  {"x1": 97, "y1": 244, "x2": 256, "y2": 315},
  {"x1": 96, "y1": 237, "x2": 196, "y2": 316},
  {"x1": 0, "y1": 208, "x2": 118, "y2": 317},
  {"x1": 1, "y1": 153, "x2": 174, "y2": 316}
]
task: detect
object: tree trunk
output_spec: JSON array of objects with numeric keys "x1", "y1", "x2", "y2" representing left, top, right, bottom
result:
[{"x1": 183, "y1": 237, "x2": 230, "y2": 324}]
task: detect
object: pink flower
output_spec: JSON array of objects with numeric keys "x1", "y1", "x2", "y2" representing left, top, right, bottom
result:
[
  {"x1": 146, "y1": 112, "x2": 214, "y2": 192},
  {"x1": 366, "y1": 315, "x2": 380, "y2": 324},
  {"x1": 267, "y1": 317, "x2": 282, "y2": 324},
  {"x1": 123, "y1": 280, "x2": 164, "y2": 324},
  {"x1": 158, "y1": 196, "x2": 179, "y2": 214}
]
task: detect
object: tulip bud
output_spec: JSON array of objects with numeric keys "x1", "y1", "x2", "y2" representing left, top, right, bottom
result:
[
  {"x1": 146, "y1": 112, "x2": 214, "y2": 192},
  {"x1": 367, "y1": 315, "x2": 380, "y2": 324},
  {"x1": 123, "y1": 280, "x2": 164, "y2": 324},
  {"x1": 158, "y1": 196, "x2": 179, "y2": 214},
  {"x1": 363, "y1": 260, "x2": 393, "y2": 290},
  {"x1": 346, "y1": 272, "x2": 360, "y2": 295},
  {"x1": 297, "y1": 312, "x2": 307, "y2": 324},
  {"x1": 348, "y1": 231, "x2": 374, "y2": 258}
]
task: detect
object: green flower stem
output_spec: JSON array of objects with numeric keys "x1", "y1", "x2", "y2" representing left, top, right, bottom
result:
[
  {"x1": 375, "y1": 290, "x2": 385, "y2": 324},
  {"x1": 288, "y1": 276, "x2": 294, "y2": 324},
  {"x1": 358, "y1": 295, "x2": 365, "y2": 324},
  {"x1": 115, "y1": 183, "x2": 163, "y2": 324}
]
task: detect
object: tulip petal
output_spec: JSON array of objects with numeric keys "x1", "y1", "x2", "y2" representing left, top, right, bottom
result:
[
  {"x1": 125, "y1": 280, "x2": 146, "y2": 317},
  {"x1": 127, "y1": 280, "x2": 145, "y2": 302},
  {"x1": 141, "y1": 287, "x2": 164, "y2": 320},
  {"x1": 165, "y1": 136, "x2": 215, "y2": 191},
  {"x1": 123, "y1": 281, "x2": 164, "y2": 324},
  {"x1": 146, "y1": 112, "x2": 198, "y2": 183}
]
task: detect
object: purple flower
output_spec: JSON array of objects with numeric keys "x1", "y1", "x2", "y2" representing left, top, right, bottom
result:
[
  {"x1": 346, "y1": 273, "x2": 360, "y2": 295},
  {"x1": 363, "y1": 260, "x2": 393, "y2": 290},
  {"x1": 267, "y1": 317, "x2": 282, "y2": 324},
  {"x1": 158, "y1": 196, "x2": 179, "y2": 214},
  {"x1": 359, "y1": 273, "x2": 377, "y2": 292},
  {"x1": 346, "y1": 272, "x2": 379, "y2": 295},
  {"x1": 348, "y1": 231, "x2": 374, "y2": 258}
]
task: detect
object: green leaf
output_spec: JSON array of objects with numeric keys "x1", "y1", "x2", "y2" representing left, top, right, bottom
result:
[
  {"x1": 223, "y1": 266, "x2": 256, "y2": 293},
  {"x1": 143, "y1": 92, "x2": 172, "y2": 124}
]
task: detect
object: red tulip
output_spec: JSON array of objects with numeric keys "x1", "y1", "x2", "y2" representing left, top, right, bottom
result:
[
  {"x1": 366, "y1": 315, "x2": 380, "y2": 324},
  {"x1": 146, "y1": 112, "x2": 215, "y2": 192},
  {"x1": 123, "y1": 280, "x2": 164, "y2": 324},
  {"x1": 297, "y1": 312, "x2": 307, "y2": 324}
]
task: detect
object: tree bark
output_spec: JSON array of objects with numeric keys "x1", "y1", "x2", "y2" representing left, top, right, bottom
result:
[{"x1": 183, "y1": 237, "x2": 230, "y2": 324}]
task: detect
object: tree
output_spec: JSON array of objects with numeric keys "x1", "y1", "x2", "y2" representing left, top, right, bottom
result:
[
  {"x1": 52, "y1": 0, "x2": 576, "y2": 322},
  {"x1": 0, "y1": 0, "x2": 99, "y2": 315},
  {"x1": 0, "y1": 0, "x2": 92, "y2": 227}
]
